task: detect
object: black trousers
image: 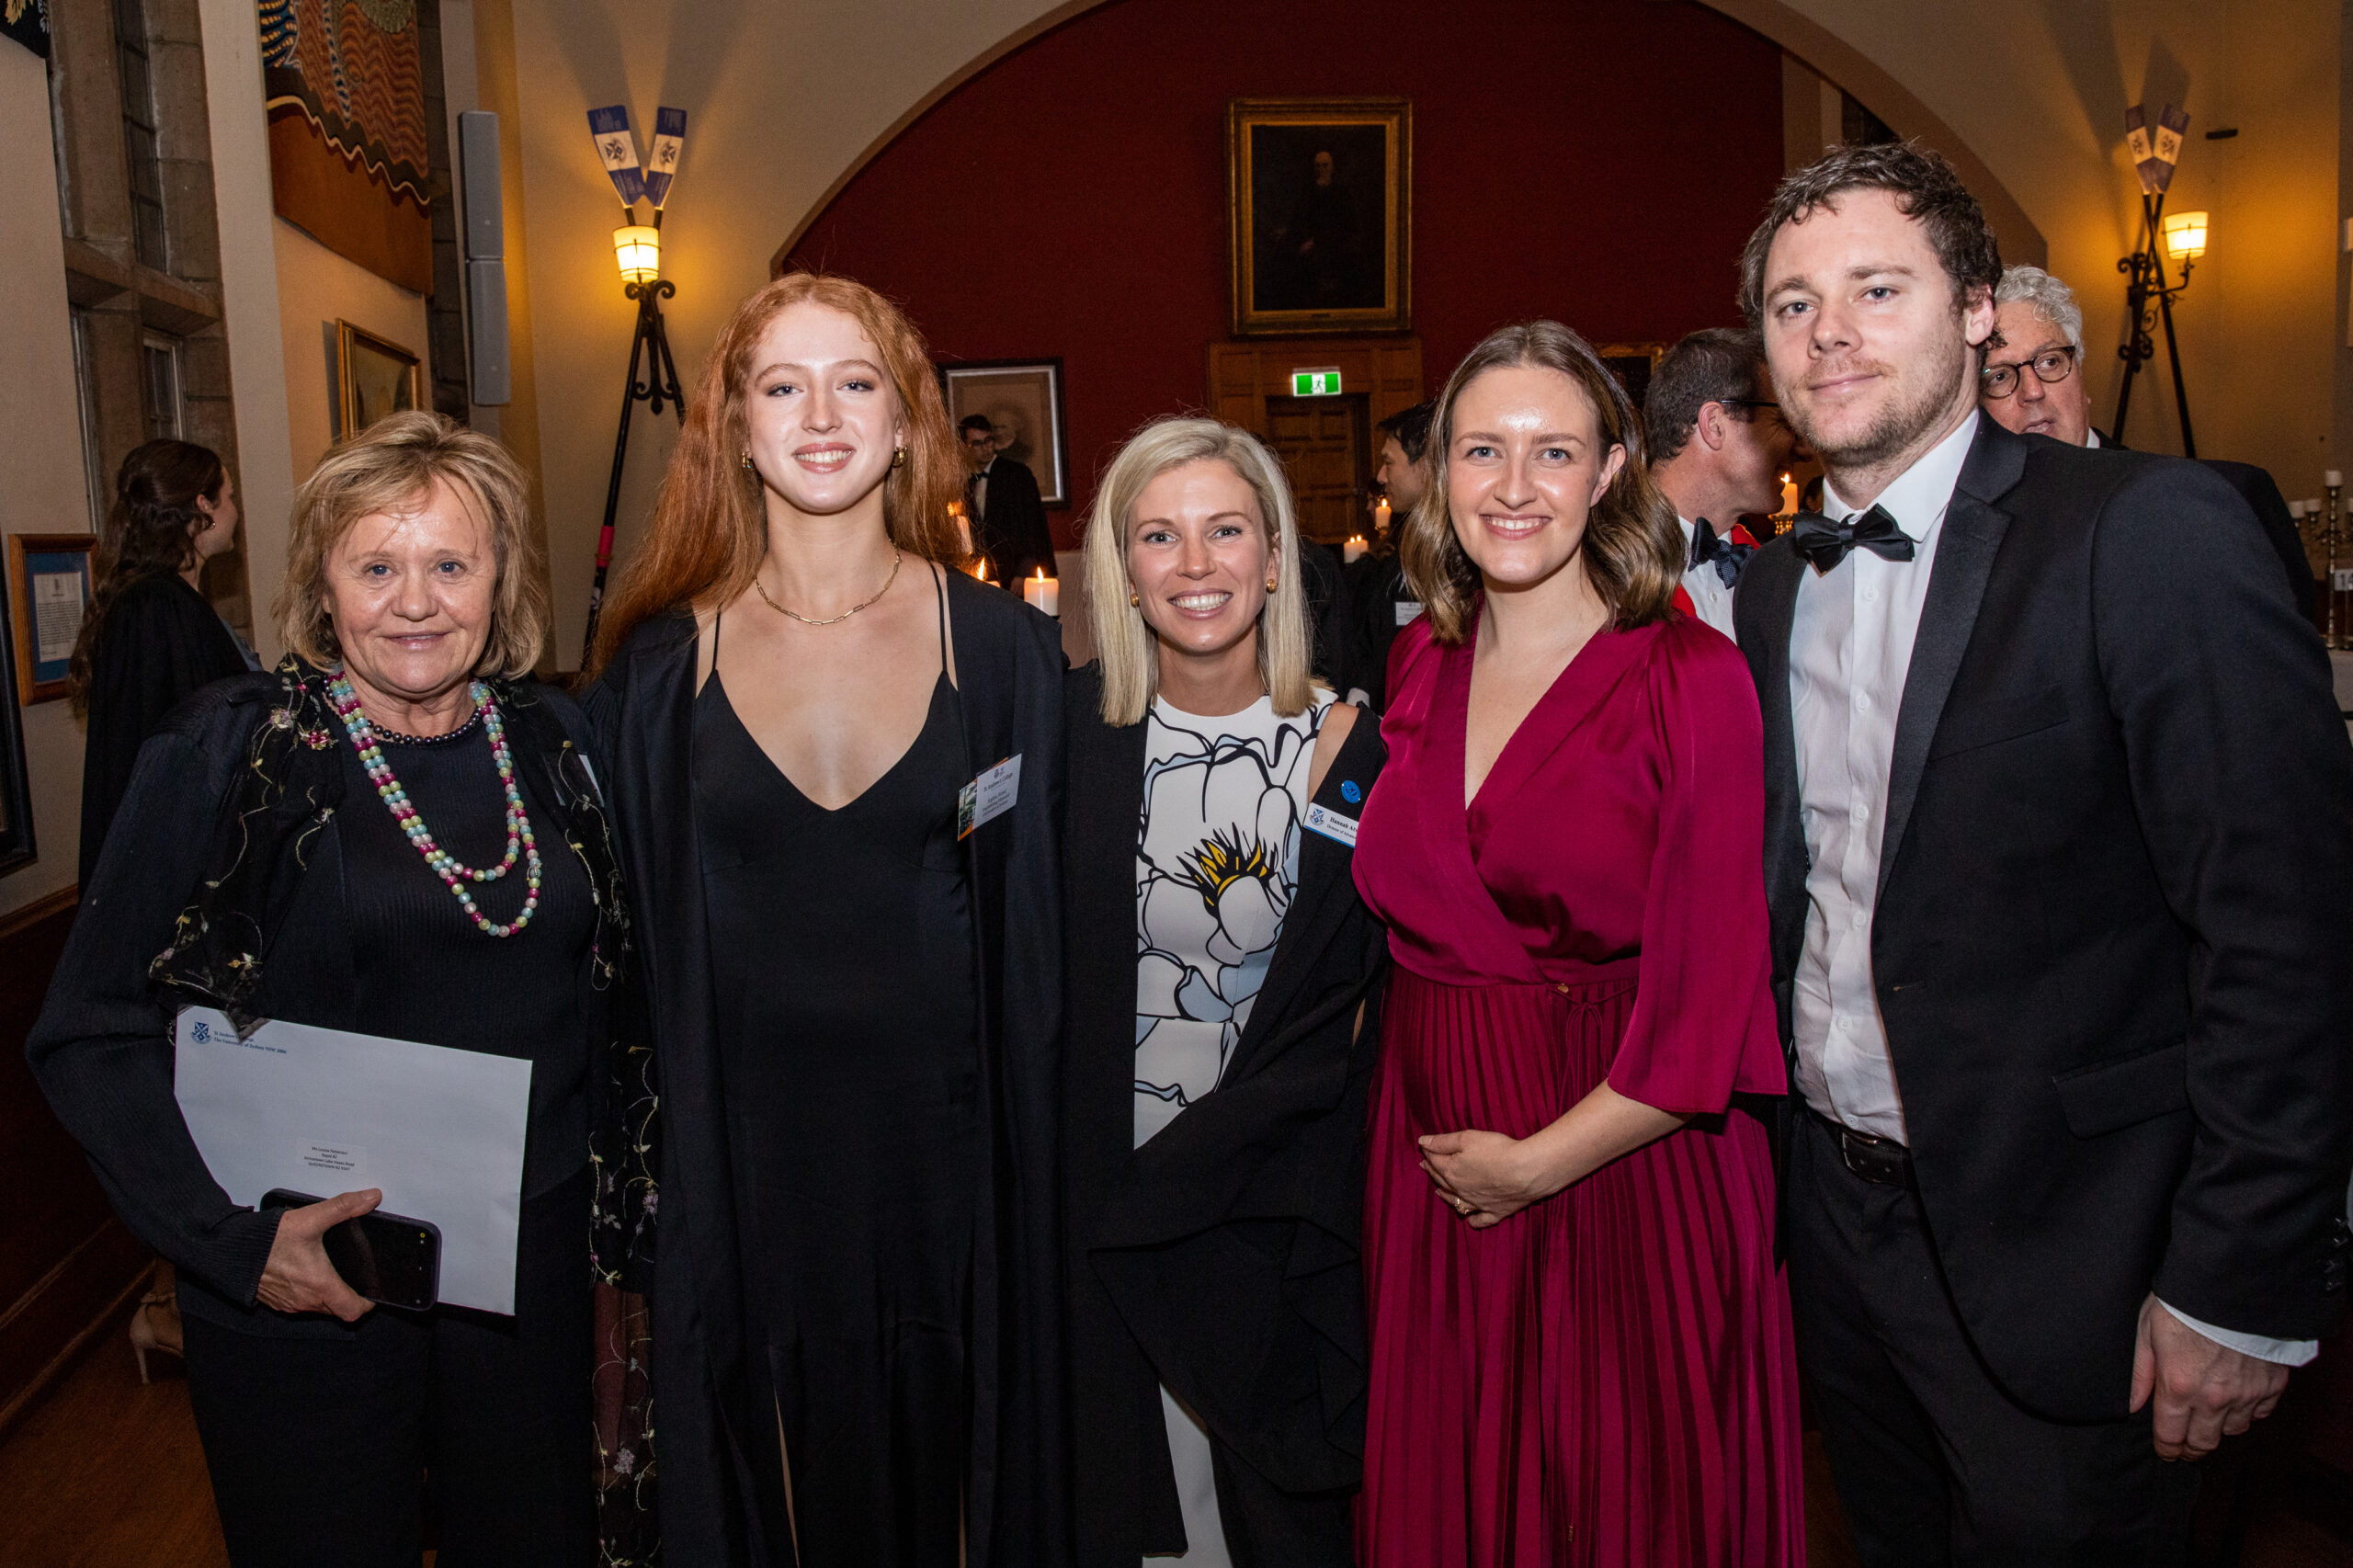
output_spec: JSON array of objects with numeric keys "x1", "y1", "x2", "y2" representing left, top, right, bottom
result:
[
  {"x1": 183, "y1": 1167, "x2": 596, "y2": 1568},
  {"x1": 1788, "y1": 1113, "x2": 2199, "y2": 1567}
]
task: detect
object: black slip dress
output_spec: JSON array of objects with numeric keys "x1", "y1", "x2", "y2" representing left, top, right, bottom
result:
[{"x1": 692, "y1": 565, "x2": 978, "y2": 1566}]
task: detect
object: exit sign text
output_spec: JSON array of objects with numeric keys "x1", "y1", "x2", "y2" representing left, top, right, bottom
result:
[{"x1": 1290, "y1": 369, "x2": 1344, "y2": 396}]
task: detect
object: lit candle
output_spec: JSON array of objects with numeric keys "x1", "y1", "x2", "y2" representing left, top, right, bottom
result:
[
  {"x1": 972, "y1": 557, "x2": 990, "y2": 583},
  {"x1": 1375, "y1": 496, "x2": 1392, "y2": 535},
  {"x1": 1024, "y1": 568, "x2": 1059, "y2": 617},
  {"x1": 1779, "y1": 472, "x2": 1800, "y2": 517},
  {"x1": 1345, "y1": 533, "x2": 1368, "y2": 564}
]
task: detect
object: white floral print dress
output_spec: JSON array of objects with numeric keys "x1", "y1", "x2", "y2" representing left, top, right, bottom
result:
[
  {"x1": 1133, "y1": 688, "x2": 1335, "y2": 1149},
  {"x1": 1131, "y1": 686, "x2": 1335, "y2": 1565}
]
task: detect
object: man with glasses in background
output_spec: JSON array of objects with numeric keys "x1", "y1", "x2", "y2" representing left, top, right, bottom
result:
[
  {"x1": 1983, "y1": 266, "x2": 2315, "y2": 621},
  {"x1": 1644, "y1": 327, "x2": 1797, "y2": 639}
]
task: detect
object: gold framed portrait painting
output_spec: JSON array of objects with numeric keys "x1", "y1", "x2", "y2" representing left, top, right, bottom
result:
[
  {"x1": 1228, "y1": 97, "x2": 1412, "y2": 337},
  {"x1": 335, "y1": 320, "x2": 423, "y2": 441}
]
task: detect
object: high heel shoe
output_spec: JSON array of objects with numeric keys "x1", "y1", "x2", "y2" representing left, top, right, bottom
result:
[{"x1": 129, "y1": 1285, "x2": 183, "y2": 1384}]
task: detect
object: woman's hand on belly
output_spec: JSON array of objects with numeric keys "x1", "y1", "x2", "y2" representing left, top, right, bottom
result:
[
  {"x1": 1420, "y1": 1082, "x2": 1688, "y2": 1229},
  {"x1": 1418, "y1": 1131, "x2": 1554, "y2": 1229},
  {"x1": 256, "y1": 1189, "x2": 380, "y2": 1321}
]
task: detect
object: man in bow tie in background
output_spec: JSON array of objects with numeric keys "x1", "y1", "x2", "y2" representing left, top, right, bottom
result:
[
  {"x1": 1733, "y1": 142, "x2": 2353, "y2": 1565},
  {"x1": 1644, "y1": 326, "x2": 1796, "y2": 638}
]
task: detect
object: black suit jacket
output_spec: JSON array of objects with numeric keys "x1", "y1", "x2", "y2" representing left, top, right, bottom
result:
[
  {"x1": 2096, "y1": 431, "x2": 2320, "y2": 628},
  {"x1": 974, "y1": 454, "x2": 1058, "y2": 584},
  {"x1": 1735, "y1": 418, "x2": 2353, "y2": 1421},
  {"x1": 1062, "y1": 667, "x2": 1387, "y2": 1563}
]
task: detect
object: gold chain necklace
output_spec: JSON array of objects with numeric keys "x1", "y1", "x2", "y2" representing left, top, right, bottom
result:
[{"x1": 753, "y1": 549, "x2": 903, "y2": 627}]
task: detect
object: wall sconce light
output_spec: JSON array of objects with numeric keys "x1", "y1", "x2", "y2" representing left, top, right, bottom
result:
[
  {"x1": 2161, "y1": 210, "x2": 2209, "y2": 264},
  {"x1": 613, "y1": 224, "x2": 662, "y2": 285}
]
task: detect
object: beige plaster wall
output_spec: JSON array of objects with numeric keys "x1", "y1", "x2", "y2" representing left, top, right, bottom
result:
[
  {"x1": 485, "y1": 0, "x2": 2341, "y2": 667},
  {"x1": 0, "y1": 42, "x2": 95, "y2": 918},
  {"x1": 271, "y1": 221, "x2": 434, "y2": 493}
]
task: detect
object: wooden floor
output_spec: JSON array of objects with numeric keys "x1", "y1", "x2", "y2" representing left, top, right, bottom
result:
[{"x1": 0, "y1": 1306, "x2": 2346, "y2": 1567}]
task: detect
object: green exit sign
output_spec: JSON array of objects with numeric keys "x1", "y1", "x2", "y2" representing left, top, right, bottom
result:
[{"x1": 1290, "y1": 368, "x2": 1344, "y2": 396}]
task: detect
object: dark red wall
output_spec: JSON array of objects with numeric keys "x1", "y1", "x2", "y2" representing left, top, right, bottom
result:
[{"x1": 786, "y1": 0, "x2": 1785, "y2": 542}]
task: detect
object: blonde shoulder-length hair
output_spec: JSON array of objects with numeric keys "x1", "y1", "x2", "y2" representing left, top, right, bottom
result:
[
  {"x1": 1082, "y1": 416, "x2": 1314, "y2": 727},
  {"x1": 1401, "y1": 320, "x2": 1682, "y2": 643},
  {"x1": 276, "y1": 410, "x2": 550, "y2": 678}
]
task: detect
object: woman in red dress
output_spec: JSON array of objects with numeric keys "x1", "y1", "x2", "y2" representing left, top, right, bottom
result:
[{"x1": 1353, "y1": 321, "x2": 1803, "y2": 1566}]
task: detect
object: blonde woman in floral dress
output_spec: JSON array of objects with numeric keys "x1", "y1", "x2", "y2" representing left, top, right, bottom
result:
[{"x1": 1062, "y1": 416, "x2": 1391, "y2": 1568}]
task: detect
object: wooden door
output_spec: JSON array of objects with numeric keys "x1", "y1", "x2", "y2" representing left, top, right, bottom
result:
[
  {"x1": 1206, "y1": 335, "x2": 1423, "y2": 542},
  {"x1": 1263, "y1": 392, "x2": 1370, "y2": 541}
]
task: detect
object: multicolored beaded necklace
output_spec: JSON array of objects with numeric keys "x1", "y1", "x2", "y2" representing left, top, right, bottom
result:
[{"x1": 325, "y1": 671, "x2": 542, "y2": 937}]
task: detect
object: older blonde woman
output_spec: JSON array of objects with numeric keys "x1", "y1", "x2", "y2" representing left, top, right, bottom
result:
[
  {"x1": 29, "y1": 412, "x2": 640, "y2": 1568},
  {"x1": 1063, "y1": 416, "x2": 1388, "y2": 1568}
]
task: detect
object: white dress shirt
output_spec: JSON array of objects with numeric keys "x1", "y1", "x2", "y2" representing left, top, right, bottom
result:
[
  {"x1": 1789, "y1": 410, "x2": 2312, "y2": 1366},
  {"x1": 1676, "y1": 517, "x2": 1740, "y2": 640},
  {"x1": 1789, "y1": 414, "x2": 1975, "y2": 1142}
]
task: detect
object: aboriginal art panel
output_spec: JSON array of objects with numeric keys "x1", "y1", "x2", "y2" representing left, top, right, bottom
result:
[{"x1": 260, "y1": 0, "x2": 432, "y2": 291}]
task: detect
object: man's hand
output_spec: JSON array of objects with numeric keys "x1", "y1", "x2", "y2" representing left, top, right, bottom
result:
[{"x1": 2130, "y1": 1295, "x2": 2289, "y2": 1460}]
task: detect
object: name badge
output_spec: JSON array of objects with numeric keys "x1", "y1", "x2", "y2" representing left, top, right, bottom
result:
[
  {"x1": 1394, "y1": 600, "x2": 1424, "y2": 626},
  {"x1": 958, "y1": 755, "x2": 1022, "y2": 839},
  {"x1": 1303, "y1": 801, "x2": 1358, "y2": 848}
]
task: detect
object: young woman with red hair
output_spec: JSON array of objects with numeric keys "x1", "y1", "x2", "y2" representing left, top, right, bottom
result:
[{"x1": 585, "y1": 274, "x2": 1069, "y2": 1568}]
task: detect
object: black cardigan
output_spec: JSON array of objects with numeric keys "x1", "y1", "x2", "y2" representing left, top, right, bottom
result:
[
  {"x1": 582, "y1": 570, "x2": 1070, "y2": 1568},
  {"x1": 28, "y1": 671, "x2": 614, "y2": 1338},
  {"x1": 1062, "y1": 665, "x2": 1389, "y2": 1566},
  {"x1": 77, "y1": 572, "x2": 252, "y2": 884}
]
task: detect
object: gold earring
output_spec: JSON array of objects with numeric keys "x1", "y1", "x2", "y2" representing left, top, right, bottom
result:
[
  {"x1": 891, "y1": 447, "x2": 908, "y2": 470},
  {"x1": 1266, "y1": 575, "x2": 1279, "y2": 594},
  {"x1": 741, "y1": 449, "x2": 754, "y2": 473},
  {"x1": 1129, "y1": 591, "x2": 1141, "y2": 608}
]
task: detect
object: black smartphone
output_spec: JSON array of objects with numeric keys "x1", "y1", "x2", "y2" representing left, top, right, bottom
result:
[{"x1": 261, "y1": 1190, "x2": 442, "y2": 1312}]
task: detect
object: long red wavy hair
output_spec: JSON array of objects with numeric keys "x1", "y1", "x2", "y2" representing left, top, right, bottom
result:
[{"x1": 586, "y1": 272, "x2": 964, "y2": 677}]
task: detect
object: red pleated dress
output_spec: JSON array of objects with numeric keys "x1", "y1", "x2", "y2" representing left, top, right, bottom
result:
[{"x1": 1352, "y1": 612, "x2": 1804, "y2": 1567}]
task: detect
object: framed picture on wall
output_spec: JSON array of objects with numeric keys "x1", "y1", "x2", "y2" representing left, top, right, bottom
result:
[
  {"x1": 8, "y1": 533, "x2": 96, "y2": 707},
  {"x1": 0, "y1": 543, "x2": 37, "y2": 878},
  {"x1": 939, "y1": 359, "x2": 1071, "y2": 508},
  {"x1": 1228, "y1": 97, "x2": 1412, "y2": 337},
  {"x1": 335, "y1": 320, "x2": 423, "y2": 441}
]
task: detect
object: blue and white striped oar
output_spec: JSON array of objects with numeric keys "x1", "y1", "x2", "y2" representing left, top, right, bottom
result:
[
  {"x1": 587, "y1": 105, "x2": 646, "y2": 209},
  {"x1": 643, "y1": 108, "x2": 687, "y2": 209}
]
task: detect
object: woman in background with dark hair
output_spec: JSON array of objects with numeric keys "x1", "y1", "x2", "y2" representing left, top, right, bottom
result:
[
  {"x1": 66, "y1": 438, "x2": 256, "y2": 1382},
  {"x1": 1352, "y1": 322, "x2": 1802, "y2": 1563},
  {"x1": 71, "y1": 439, "x2": 256, "y2": 886}
]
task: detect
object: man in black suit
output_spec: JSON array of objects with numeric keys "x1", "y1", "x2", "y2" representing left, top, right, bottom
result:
[
  {"x1": 1982, "y1": 263, "x2": 2321, "y2": 625},
  {"x1": 961, "y1": 413, "x2": 1057, "y2": 585},
  {"x1": 1733, "y1": 142, "x2": 2353, "y2": 1564}
]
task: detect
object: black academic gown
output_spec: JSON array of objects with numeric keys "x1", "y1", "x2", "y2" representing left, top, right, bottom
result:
[
  {"x1": 77, "y1": 572, "x2": 253, "y2": 884},
  {"x1": 583, "y1": 571, "x2": 1070, "y2": 1568},
  {"x1": 1062, "y1": 665, "x2": 1389, "y2": 1567}
]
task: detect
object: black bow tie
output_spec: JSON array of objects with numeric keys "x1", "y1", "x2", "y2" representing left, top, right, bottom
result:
[
  {"x1": 1688, "y1": 518, "x2": 1756, "y2": 588},
  {"x1": 1790, "y1": 505, "x2": 1916, "y2": 574}
]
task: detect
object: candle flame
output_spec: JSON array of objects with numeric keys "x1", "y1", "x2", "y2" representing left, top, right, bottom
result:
[{"x1": 1032, "y1": 567, "x2": 1047, "y2": 582}]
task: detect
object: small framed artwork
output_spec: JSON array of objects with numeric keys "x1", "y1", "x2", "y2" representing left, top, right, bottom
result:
[
  {"x1": 8, "y1": 533, "x2": 96, "y2": 706},
  {"x1": 1228, "y1": 97, "x2": 1412, "y2": 336},
  {"x1": 0, "y1": 548, "x2": 35, "y2": 877},
  {"x1": 336, "y1": 320, "x2": 423, "y2": 440},
  {"x1": 940, "y1": 359, "x2": 1071, "y2": 508}
]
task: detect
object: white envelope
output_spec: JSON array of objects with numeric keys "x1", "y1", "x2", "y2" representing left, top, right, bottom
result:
[{"x1": 174, "y1": 1006, "x2": 534, "y2": 1314}]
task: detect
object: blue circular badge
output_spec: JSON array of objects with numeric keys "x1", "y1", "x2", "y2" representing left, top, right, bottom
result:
[{"x1": 1341, "y1": 780, "x2": 1363, "y2": 804}]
